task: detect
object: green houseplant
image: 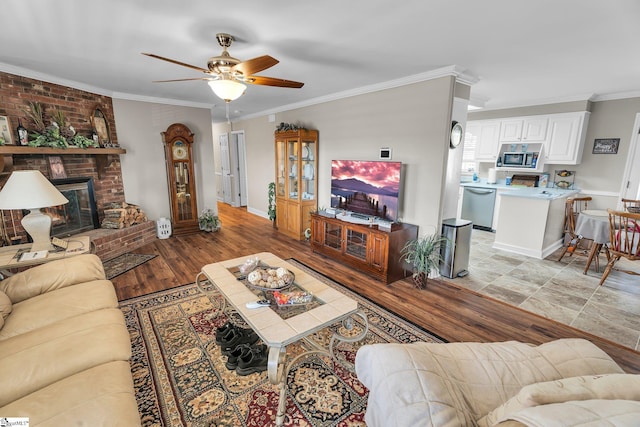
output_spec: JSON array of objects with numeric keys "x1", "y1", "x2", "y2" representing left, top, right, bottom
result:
[
  {"x1": 267, "y1": 182, "x2": 277, "y2": 228},
  {"x1": 400, "y1": 233, "x2": 449, "y2": 289},
  {"x1": 198, "y1": 208, "x2": 220, "y2": 232}
]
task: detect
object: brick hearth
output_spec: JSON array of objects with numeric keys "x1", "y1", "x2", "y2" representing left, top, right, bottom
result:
[{"x1": 77, "y1": 221, "x2": 157, "y2": 261}]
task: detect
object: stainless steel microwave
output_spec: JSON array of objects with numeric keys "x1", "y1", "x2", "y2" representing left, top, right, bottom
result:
[{"x1": 502, "y1": 151, "x2": 539, "y2": 168}]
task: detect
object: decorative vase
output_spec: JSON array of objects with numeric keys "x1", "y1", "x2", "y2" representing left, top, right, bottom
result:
[{"x1": 412, "y1": 272, "x2": 428, "y2": 289}]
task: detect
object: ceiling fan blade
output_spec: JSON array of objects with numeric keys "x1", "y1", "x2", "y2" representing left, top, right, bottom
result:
[
  {"x1": 232, "y1": 55, "x2": 279, "y2": 76},
  {"x1": 247, "y1": 75, "x2": 304, "y2": 88},
  {"x1": 152, "y1": 77, "x2": 213, "y2": 83},
  {"x1": 142, "y1": 53, "x2": 209, "y2": 73}
]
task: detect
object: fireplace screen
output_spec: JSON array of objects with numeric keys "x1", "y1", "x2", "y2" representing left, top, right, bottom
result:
[{"x1": 40, "y1": 178, "x2": 100, "y2": 237}]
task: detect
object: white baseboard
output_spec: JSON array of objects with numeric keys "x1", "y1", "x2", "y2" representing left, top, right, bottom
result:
[
  {"x1": 246, "y1": 207, "x2": 269, "y2": 220},
  {"x1": 492, "y1": 239, "x2": 563, "y2": 260}
]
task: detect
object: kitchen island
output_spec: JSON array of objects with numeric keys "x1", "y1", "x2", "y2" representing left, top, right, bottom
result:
[
  {"x1": 493, "y1": 187, "x2": 579, "y2": 259},
  {"x1": 460, "y1": 181, "x2": 579, "y2": 259}
]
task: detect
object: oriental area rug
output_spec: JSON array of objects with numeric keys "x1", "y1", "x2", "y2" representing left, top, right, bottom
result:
[{"x1": 120, "y1": 259, "x2": 443, "y2": 426}]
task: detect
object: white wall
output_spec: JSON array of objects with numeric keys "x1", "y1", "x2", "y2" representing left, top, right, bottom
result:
[
  {"x1": 112, "y1": 99, "x2": 217, "y2": 221},
  {"x1": 218, "y1": 76, "x2": 460, "y2": 236},
  {"x1": 442, "y1": 95, "x2": 470, "y2": 219}
]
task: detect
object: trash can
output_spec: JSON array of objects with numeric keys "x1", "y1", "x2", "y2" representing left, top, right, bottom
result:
[{"x1": 439, "y1": 218, "x2": 472, "y2": 279}]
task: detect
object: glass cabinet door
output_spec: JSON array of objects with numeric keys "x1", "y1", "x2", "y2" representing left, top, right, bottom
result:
[
  {"x1": 175, "y1": 162, "x2": 194, "y2": 221},
  {"x1": 345, "y1": 228, "x2": 368, "y2": 261},
  {"x1": 324, "y1": 222, "x2": 342, "y2": 250},
  {"x1": 301, "y1": 139, "x2": 316, "y2": 201},
  {"x1": 287, "y1": 139, "x2": 298, "y2": 200},
  {"x1": 276, "y1": 140, "x2": 286, "y2": 197}
]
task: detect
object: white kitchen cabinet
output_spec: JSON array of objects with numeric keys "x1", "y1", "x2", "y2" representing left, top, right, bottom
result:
[
  {"x1": 467, "y1": 120, "x2": 501, "y2": 162},
  {"x1": 544, "y1": 112, "x2": 590, "y2": 164},
  {"x1": 499, "y1": 117, "x2": 548, "y2": 143}
]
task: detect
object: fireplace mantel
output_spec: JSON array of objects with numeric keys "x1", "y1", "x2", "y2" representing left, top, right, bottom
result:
[{"x1": 0, "y1": 146, "x2": 126, "y2": 178}]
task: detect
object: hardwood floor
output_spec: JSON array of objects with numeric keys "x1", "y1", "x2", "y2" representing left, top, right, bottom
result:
[{"x1": 112, "y1": 203, "x2": 640, "y2": 374}]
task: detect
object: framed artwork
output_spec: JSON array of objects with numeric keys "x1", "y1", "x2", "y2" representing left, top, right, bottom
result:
[
  {"x1": 0, "y1": 115, "x2": 14, "y2": 145},
  {"x1": 91, "y1": 107, "x2": 110, "y2": 146},
  {"x1": 593, "y1": 138, "x2": 619, "y2": 154},
  {"x1": 49, "y1": 156, "x2": 67, "y2": 179}
]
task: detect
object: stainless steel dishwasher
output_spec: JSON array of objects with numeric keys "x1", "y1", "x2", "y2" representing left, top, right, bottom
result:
[{"x1": 461, "y1": 187, "x2": 497, "y2": 230}]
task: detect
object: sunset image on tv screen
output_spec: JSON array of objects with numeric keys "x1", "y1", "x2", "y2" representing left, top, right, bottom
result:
[{"x1": 330, "y1": 160, "x2": 401, "y2": 221}]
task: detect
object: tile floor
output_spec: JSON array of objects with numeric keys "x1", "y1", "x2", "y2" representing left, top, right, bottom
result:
[{"x1": 450, "y1": 229, "x2": 640, "y2": 351}]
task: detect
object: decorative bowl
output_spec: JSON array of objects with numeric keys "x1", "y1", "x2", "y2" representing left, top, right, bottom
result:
[{"x1": 246, "y1": 266, "x2": 295, "y2": 290}]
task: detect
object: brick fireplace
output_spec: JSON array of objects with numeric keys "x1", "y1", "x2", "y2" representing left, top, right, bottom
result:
[
  {"x1": 0, "y1": 71, "x2": 157, "y2": 260},
  {"x1": 4, "y1": 152, "x2": 157, "y2": 260}
]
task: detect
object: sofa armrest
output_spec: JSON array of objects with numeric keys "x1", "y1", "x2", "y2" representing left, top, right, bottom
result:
[{"x1": 0, "y1": 254, "x2": 106, "y2": 303}]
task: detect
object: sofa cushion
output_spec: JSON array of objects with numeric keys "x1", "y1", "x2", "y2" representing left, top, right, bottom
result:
[
  {"x1": 0, "y1": 279, "x2": 117, "y2": 340},
  {"x1": 0, "y1": 308, "x2": 131, "y2": 407},
  {"x1": 355, "y1": 339, "x2": 624, "y2": 427},
  {"x1": 479, "y1": 374, "x2": 640, "y2": 426},
  {"x1": 0, "y1": 361, "x2": 141, "y2": 427},
  {"x1": 506, "y1": 399, "x2": 640, "y2": 426},
  {"x1": 0, "y1": 254, "x2": 106, "y2": 303},
  {"x1": 0, "y1": 290, "x2": 11, "y2": 320}
]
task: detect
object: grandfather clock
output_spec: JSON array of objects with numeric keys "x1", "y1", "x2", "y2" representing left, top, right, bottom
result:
[{"x1": 162, "y1": 123, "x2": 200, "y2": 235}]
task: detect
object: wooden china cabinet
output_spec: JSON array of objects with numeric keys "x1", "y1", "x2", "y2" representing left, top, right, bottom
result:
[
  {"x1": 274, "y1": 129, "x2": 318, "y2": 240},
  {"x1": 162, "y1": 123, "x2": 200, "y2": 235}
]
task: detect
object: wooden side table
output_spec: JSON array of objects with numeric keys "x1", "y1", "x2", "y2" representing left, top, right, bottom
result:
[{"x1": 0, "y1": 235, "x2": 92, "y2": 275}]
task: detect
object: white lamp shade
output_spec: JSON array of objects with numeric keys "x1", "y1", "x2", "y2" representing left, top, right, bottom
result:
[
  {"x1": 208, "y1": 79, "x2": 246, "y2": 102},
  {"x1": 0, "y1": 170, "x2": 69, "y2": 209}
]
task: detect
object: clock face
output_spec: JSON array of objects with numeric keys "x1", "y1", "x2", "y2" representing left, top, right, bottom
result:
[
  {"x1": 173, "y1": 142, "x2": 188, "y2": 160},
  {"x1": 450, "y1": 122, "x2": 463, "y2": 148}
]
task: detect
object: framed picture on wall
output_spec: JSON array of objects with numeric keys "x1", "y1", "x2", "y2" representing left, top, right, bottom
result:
[
  {"x1": 91, "y1": 107, "x2": 110, "y2": 147},
  {"x1": 0, "y1": 116, "x2": 14, "y2": 145},
  {"x1": 593, "y1": 138, "x2": 620, "y2": 154},
  {"x1": 49, "y1": 156, "x2": 67, "y2": 179}
]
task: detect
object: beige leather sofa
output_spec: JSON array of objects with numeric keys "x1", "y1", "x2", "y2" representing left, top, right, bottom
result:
[
  {"x1": 0, "y1": 254, "x2": 141, "y2": 426},
  {"x1": 356, "y1": 339, "x2": 640, "y2": 427}
]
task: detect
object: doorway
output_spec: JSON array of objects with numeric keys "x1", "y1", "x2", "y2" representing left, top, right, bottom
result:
[
  {"x1": 219, "y1": 131, "x2": 247, "y2": 207},
  {"x1": 619, "y1": 113, "x2": 640, "y2": 204}
]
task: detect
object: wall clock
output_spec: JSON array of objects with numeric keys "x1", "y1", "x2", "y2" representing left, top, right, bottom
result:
[
  {"x1": 161, "y1": 123, "x2": 200, "y2": 235},
  {"x1": 450, "y1": 121, "x2": 464, "y2": 149}
]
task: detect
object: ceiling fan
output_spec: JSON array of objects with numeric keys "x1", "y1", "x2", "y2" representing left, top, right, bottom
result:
[{"x1": 143, "y1": 33, "x2": 304, "y2": 103}]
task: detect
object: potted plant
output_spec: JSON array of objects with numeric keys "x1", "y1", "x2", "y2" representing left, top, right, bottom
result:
[
  {"x1": 400, "y1": 233, "x2": 448, "y2": 289},
  {"x1": 268, "y1": 182, "x2": 277, "y2": 228},
  {"x1": 198, "y1": 208, "x2": 220, "y2": 232}
]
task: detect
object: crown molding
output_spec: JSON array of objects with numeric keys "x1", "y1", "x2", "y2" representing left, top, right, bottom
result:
[
  {"x1": 590, "y1": 90, "x2": 640, "y2": 102},
  {"x1": 477, "y1": 89, "x2": 640, "y2": 113},
  {"x1": 111, "y1": 91, "x2": 213, "y2": 109},
  {"x1": 237, "y1": 65, "x2": 479, "y2": 122},
  {"x1": 0, "y1": 62, "x2": 212, "y2": 109},
  {"x1": 0, "y1": 62, "x2": 113, "y2": 97},
  {"x1": 478, "y1": 93, "x2": 596, "y2": 112}
]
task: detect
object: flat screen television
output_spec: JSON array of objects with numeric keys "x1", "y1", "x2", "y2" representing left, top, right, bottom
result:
[{"x1": 330, "y1": 160, "x2": 402, "y2": 221}]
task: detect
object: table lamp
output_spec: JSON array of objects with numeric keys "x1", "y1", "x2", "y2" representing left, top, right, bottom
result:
[{"x1": 0, "y1": 170, "x2": 69, "y2": 251}]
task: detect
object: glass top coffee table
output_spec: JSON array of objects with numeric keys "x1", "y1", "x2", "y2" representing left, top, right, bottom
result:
[{"x1": 197, "y1": 252, "x2": 368, "y2": 426}]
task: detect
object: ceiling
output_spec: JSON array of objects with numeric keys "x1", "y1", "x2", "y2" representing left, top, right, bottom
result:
[{"x1": 2, "y1": 0, "x2": 639, "y2": 123}]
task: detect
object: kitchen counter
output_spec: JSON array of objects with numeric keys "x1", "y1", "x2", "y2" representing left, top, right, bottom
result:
[
  {"x1": 493, "y1": 190, "x2": 573, "y2": 259},
  {"x1": 460, "y1": 180, "x2": 578, "y2": 199},
  {"x1": 460, "y1": 179, "x2": 578, "y2": 259},
  {"x1": 500, "y1": 187, "x2": 579, "y2": 200},
  {"x1": 460, "y1": 180, "x2": 515, "y2": 190}
]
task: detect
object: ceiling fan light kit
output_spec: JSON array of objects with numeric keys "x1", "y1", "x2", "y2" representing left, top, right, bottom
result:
[
  {"x1": 144, "y1": 33, "x2": 304, "y2": 103},
  {"x1": 208, "y1": 79, "x2": 246, "y2": 102}
]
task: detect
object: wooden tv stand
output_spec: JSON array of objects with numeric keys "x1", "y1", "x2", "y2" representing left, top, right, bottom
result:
[{"x1": 310, "y1": 212, "x2": 418, "y2": 284}]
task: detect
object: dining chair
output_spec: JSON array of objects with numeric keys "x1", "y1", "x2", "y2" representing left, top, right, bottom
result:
[
  {"x1": 622, "y1": 198, "x2": 640, "y2": 213},
  {"x1": 599, "y1": 209, "x2": 640, "y2": 286},
  {"x1": 558, "y1": 196, "x2": 593, "y2": 263}
]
